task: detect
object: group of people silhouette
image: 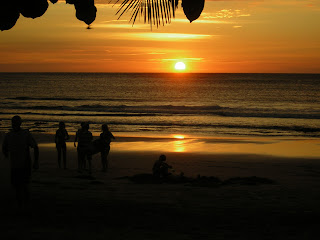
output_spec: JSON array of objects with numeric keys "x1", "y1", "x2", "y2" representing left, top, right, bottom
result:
[
  {"x1": 55, "y1": 121, "x2": 115, "y2": 173},
  {"x1": 2, "y1": 115, "x2": 173, "y2": 211},
  {"x1": 2, "y1": 115, "x2": 115, "y2": 210}
]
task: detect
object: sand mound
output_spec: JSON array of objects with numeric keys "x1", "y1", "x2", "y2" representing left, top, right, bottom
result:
[{"x1": 121, "y1": 173, "x2": 275, "y2": 187}]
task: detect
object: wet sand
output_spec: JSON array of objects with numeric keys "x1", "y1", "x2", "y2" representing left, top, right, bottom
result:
[{"x1": 1, "y1": 133, "x2": 320, "y2": 239}]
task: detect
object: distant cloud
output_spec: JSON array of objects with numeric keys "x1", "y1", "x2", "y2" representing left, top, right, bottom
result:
[
  {"x1": 95, "y1": 23, "x2": 148, "y2": 29},
  {"x1": 147, "y1": 52, "x2": 166, "y2": 55},
  {"x1": 108, "y1": 33, "x2": 213, "y2": 41},
  {"x1": 161, "y1": 58, "x2": 204, "y2": 62},
  {"x1": 202, "y1": 9, "x2": 251, "y2": 20},
  {"x1": 173, "y1": 19, "x2": 231, "y2": 24}
]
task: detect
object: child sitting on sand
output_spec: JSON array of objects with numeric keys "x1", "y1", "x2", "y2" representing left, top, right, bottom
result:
[{"x1": 152, "y1": 154, "x2": 172, "y2": 178}]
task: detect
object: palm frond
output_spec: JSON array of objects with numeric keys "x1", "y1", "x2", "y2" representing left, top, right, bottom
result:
[{"x1": 115, "y1": 0, "x2": 179, "y2": 28}]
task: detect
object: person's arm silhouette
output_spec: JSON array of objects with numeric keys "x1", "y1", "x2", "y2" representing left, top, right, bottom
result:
[
  {"x1": 2, "y1": 134, "x2": 9, "y2": 158},
  {"x1": 28, "y1": 132, "x2": 39, "y2": 170},
  {"x1": 65, "y1": 129, "x2": 70, "y2": 141},
  {"x1": 33, "y1": 146, "x2": 39, "y2": 170},
  {"x1": 74, "y1": 130, "x2": 78, "y2": 147}
]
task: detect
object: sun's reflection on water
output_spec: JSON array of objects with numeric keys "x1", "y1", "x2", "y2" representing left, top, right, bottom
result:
[
  {"x1": 173, "y1": 140, "x2": 186, "y2": 152},
  {"x1": 172, "y1": 135, "x2": 186, "y2": 152}
]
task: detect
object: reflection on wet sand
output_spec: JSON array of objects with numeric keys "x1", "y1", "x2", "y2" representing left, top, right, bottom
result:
[{"x1": 36, "y1": 135, "x2": 319, "y2": 158}]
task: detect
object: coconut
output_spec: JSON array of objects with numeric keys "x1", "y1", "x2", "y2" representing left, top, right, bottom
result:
[
  {"x1": 74, "y1": 0, "x2": 97, "y2": 26},
  {"x1": 18, "y1": 0, "x2": 49, "y2": 19},
  {"x1": 0, "y1": 3, "x2": 20, "y2": 31},
  {"x1": 182, "y1": 0, "x2": 205, "y2": 23}
]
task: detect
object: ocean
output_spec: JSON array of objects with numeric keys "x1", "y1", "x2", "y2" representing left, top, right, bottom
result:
[{"x1": 0, "y1": 73, "x2": 319, "y2": 138}]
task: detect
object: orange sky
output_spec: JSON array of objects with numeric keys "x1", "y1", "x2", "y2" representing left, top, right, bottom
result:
[{"x1": 0, "y1": 0, "x2": 319, "y2": 73}]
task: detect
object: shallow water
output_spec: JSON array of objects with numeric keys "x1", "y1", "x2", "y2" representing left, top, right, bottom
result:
[{"x1": 1, "y1": 73, "x2": 319, "y2": 138}]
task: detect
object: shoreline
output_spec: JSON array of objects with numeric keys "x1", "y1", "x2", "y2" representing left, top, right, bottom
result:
[
  {"x1": 2, "y1": 130, "x2": 320, "y2": 182},
  {"x1": 1, "y1": 131, "x2": 320, "y2": 158},
  {"x1": 3, "y1": 131, "x2": 319, "y2": 159}
]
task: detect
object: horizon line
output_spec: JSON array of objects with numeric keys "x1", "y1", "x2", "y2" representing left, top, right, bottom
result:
[{"x1": 0, "y1": 72, "x2": 319, "y2": 75}]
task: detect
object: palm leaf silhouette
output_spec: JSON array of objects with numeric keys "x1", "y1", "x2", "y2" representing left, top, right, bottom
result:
[{"x1": 115, "y1": 0, "x2": 179, "y2": 28}]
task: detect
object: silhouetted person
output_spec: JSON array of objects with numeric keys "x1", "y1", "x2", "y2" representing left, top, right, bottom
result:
[
  {"x1": 55, "y1": 121, "x2": 69, "y2": 169},
  {"x1": 2, "y1": 115, "x2": 39, "y2": 211},
  {"x1": 74, "y1": 122, "x2": 93, "y2": 172},
  {"x1": 100, "y1": 124, "x2": 115, "y2": 172},
  {"x1": 152, "y1": 154, "x2": 172, "y2": 178}
]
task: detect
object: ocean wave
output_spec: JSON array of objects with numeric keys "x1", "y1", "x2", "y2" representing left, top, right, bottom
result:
[
  {"x1": 105, "y1": 122, "x2": 320, "y2": 133},
  {"x1": 5, "y1": 97, "x2": 136, "y2": 102},
  {"x1": 1, "y1": 116, "x2": 319, "y2": 134},
  {"x1": 0, "y1": 111, "x2": 156, "y2": 117},
  {"x1": 1, "y1": 104, "x2": 320, "y2": 120},
  {"x1": 0, "y1": 104, "x2": 223, "y2": 113}
]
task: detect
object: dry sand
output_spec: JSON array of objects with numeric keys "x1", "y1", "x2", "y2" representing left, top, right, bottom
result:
[{"x1": 1, "y1": 133, "x2": 320, "y2": 239}]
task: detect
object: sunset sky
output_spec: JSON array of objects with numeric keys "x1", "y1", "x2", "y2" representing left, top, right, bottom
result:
[{"x1": 0, "y1": 0, "x2": 319, "y2": 73}]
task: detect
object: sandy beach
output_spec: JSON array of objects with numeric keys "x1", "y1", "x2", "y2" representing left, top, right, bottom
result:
[{"x1": 1, "y1": 133, "x2": 320, "y2": 239}]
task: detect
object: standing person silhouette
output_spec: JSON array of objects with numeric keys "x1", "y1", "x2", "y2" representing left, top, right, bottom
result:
[
  {"x1": 100, "y1": 124, "x2": 115, "y2": 172},
  {"x1": 2, "y1": 115, "x2": 39, "y2": 211},
  {"x1": 55, "y1": 121, "x2": 69, "y2": 169},
  {"x1": 74, "y1": 122, "x2": 93, "y2": 173}
]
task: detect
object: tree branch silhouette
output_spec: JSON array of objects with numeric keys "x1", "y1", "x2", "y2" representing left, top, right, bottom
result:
[{"x1": 0, "y1": 0, "x2": 205, "y2": 31}]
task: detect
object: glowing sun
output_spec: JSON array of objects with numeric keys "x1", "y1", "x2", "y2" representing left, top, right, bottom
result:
[
  {"x1": 173, "y1": 135, "x2": 185, "y2": 139},
  {"x1": 174, "y1": 62, "x2": 186, "y2": 71}
]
